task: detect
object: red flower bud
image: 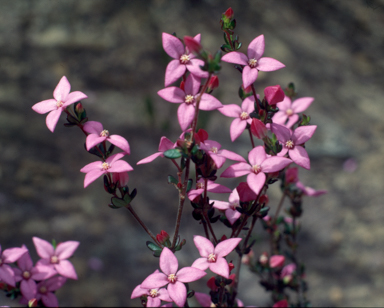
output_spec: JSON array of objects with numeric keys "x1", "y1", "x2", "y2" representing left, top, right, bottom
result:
[
  {"x1": 220, "y1": 234, "x2": 228, "y2": 241},
  {"x1": 184, "y1": 36, "x2": 202, "y2": 54},
  {"x1": 75, "y1": 102, "x2": 84, "y2": 114},
  {"x1": 259, "y1": 194, "x2": 269, "y2": 205},
  {"x1": 285, "y1": 167, "x2": 298, "y2": 184},
  {"x1": 269, "y1": 255, "x2": 285, "y2": 268},
  {"x1": 224, "y1": 7, "x2": 234, "y2": 19},
  {"x1": 112, "y1": 172, "x2": 129, "y2": 188},
  {"x1": 228, "y1": 262, "x2": 235, "y2": 273},
  {"x1": 196, "y1": 129, "x2": 208, "y2": 144},
  {"x1": 207, "y1": 75, "x2": 219, "y2": 92},
  {"x1": 180, "y1": 80, "x2": 185, "y2": 91},
  {"x1": 264, "y1": 85, "x2": 285, "y2": 105},
  {"x1": 156, "y1": 230, "x2": 170, "y2": 245},
  {"x1": 250, "y1": 118, "x2": 268, "y2": 139},
  {"x1": 207, "y1": 276, "x2": 217, "y2": 291}
]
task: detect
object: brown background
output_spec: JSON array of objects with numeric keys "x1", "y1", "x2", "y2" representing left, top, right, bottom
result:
[{"x1": 0, "y1": 0, "x2": 383, "y2": 306}]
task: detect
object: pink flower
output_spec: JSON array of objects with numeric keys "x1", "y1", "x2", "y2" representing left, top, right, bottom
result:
[
  {"x1": 192, "y1": 236, "x2": 242, "y2": 278},
  {"x1": 140, "y1": 247, "x2": 206, "y2": 307},
  {"x1": 32, "y1": 76, "x2": 87, "y2": 132},
  {"x1": 131, "y1": 277, "x2": 172, "y2": 308},
  {"x1": 158, "y1": 74, "x2": 223, "y2": 131},
  {"x1": 80, "y1": 153, "x2": 133, "y2": 188},
  {"x1": 35, "y1": 276, "x2": 66, "y2": 307},
  {"x1": 221, "y1": 35, "x2": 285, "y2": 88},
  {"x1": 211, "y1": 188, "x2": 242, "y2": 225},
  {"x1": 270, "y1": 123, "x2": 317, "y2": 170},
  {"x1": 221, "y1": 146, "x2": 291, "y2": 195},
  {"x1": 272, "y1": 96, "x2": 314, "y2": 128},
  {"x1": 0, "y1": 245, "x2": 28, "y2": 286},
  {"x1": 199, "y1": 140, "x2": 246, "y2": 168},
  {"x1": 162, "y1": 33, "x2": 208, "y2": 86},
  {"x1": 137, "y1": 137, "x2": 175, "y2": 165},
  {"x1": 218, "y1": 97, "x2": 254, "y2": 141},
  {"x1": 188, "y1": 179, "x2": 231, "y2": 201},
  {"x1": 33, "y1": 237, "x2": 79, "y2": 280},
  {"x1": 296, "y1": 181, "x2": 327, "y2": 196},
  {"x1": 83, "y1": 121, "x2": 130, "y2": 154}
]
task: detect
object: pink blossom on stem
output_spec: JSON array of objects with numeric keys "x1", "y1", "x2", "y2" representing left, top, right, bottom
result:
[
  {"x1": 296, "y1": 181, "x2": 327, "y2": 196},
  {"x1": 218, "y1": 97, "x2": 254, "y2": 141},
  {"x1": 83, "y1": 121, "x2": 130, "y2": 154},
  {"x1": 272, "y1": 96, "x2": 314, "y2": 128},
  {"x1": 162, "y1": 33, "x2": 208, "y2": 86},
  {"x1": 33, "y1": 237, "x2": 79, "y2": 280},
  {"x1": 140, "y1": 247, "x2": 206, "y2": 307},
  {"x1": 158, "y1": 74, "x2": 223, "y2": 131},
  {"x1": 0, "y1": 245, "x2": 28, "y2": 287},
  {"x1": 188, "y1": 178, "x2": 231, "y2": 201},
  {"x1": 211, "y1": 188, "x2": 242, "y2": 225},
  {"x1": 221, "y1": 35, "x2": 285, "y2": 88},
  {"x1": 32, "y1": 76, "x2": 87, "y2": 132},
  {"x1": 221, "y1": 146, "x2": 291, "y2": 195},
  {"x1": 192, "y1": 236, "x2": 242, "y2": 278},
  {"x1": 131, "y1": 278, "x2": 172, "y2": 307},
  {"x1": 137, "y1": 137, "x2": 175, "y2": 165},
  {"x1": 80, "y1": 153, "x2": 133, "y2": 188},
  {"x1": 35, "y1": 276, "x2": 67, "y2": 307}
]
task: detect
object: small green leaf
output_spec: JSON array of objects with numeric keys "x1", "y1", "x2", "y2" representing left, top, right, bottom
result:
[
  {"x1": 164, "y1": 149, "x2": 182, "y2": 159},
  {"x1": 168, "y1": 175, "x2": 178, "y2": 185},
  {"x1": 186, "y1": 179, "x2": 193, "y2": 193},
  {"x1": 111, "y1": 197, "x2": 127, "y2": 208},
  {"x1": 146, "y1": 241, "x2": 162, "y2": 252}
]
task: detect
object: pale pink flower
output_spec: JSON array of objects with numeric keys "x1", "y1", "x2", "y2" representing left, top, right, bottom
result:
[
  {"x1": 218, "y1": 97, "x2": 254, "y2": 141},
  {"x1": 137, "y1": 137, "x2": 175, "y2": 165},
  {"x1": 162, "y1": 33, "x2": 208, "y2": 86},
  {"x1": 158, "y1": 74, "x2": 223, "y2": 131},
  {"x1": 211, "y1": 188, "x2": 242, "y2": 225},
  {"x1": 272, "y1": 96, "x2": 313, "y2": 128},
  {"x1": 296, "y1": 181, "x2": 327, "y2": 196},
  {"x1": 188, "y1": 178, "x2": 231, "y2": 201},
  {"x1": 83, "y1": 121, "x2": 130, "y2": 154},
  {"x1": 221, "y1": 35, "x2": 285, "y2": 88},
  {"x1": 32, "y1": 76, "x2": 87, "y2": 132},
  {"x1": 131, "y1": 276, "x2": 172, "y2": 308},
  {"x1": 35, "y1": 276, "x2": 66, "y2": 307},
  {"x1": 221, "y1": 146, "x2": 291, "y2": 195},
  {"x1": 33, "y1": 237, "x2": 79, "y2": 280},
  {"x1": 80, "y1": 153, "x2": 133, "y2": 188},
  {"x1": 191, "y1": 236, "x2": 242, "y2": 278},
  {"x1": 0, "y1": 245, "x2": 28, "y2": 286},
  {"x1": 141, "y1": 247, "x2": 206, "y2": 307}
]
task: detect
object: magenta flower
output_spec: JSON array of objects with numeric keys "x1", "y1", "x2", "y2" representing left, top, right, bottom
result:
[
  {"x1": 188, "y1": 179, "x2": 231, "y2": 201},
  {"x1": 158, "y1": 74, "x2": 223, "y2": 131},
  {"x1": 218, "y1": 97, "x2": 254, "y2": 141},
  {"x1": 162, "y1": 33, "x2": 208, "y2": 86},
  {"x1": 191, "y1": 236, "x2": 242, "y2": 278},
  {"x1": 137, "y1": 137, "x2": 175, "y2": 165},
  {"x1": 83, "y1": 121, "x2": 130, "y2": 154},
  {"x1": 221, "y1": 146, "x2": 291, "y2": 195},
  {"x1": 296, "y1": 181, "x2": 327, "y2": 196},
  {"x1": 131, "y1": 278, "x2": 172, "y2": 307},
  {"x1": 0, "y1": 245, "x2": 28, "y2": 286},
  {"x1": 33, "y1": 237, "x2": 79, "y2": 280},
  {"x1": 32, "y1": 76, "x2": 88, "y2": 132},
  {"x1": 80, "y1": 153, "x2": 133, "y2": 188},
  {"x1": 140, "y1": 247, "x2": 206, "y2": 307},
  {"x1": 35, "y1": 276, "x2": 66, "y2": 307},
  {"x1": 270, "y1": 123, "x2": 317, "y2": 170},
  {"x1": 221, "y1": 35, "x2": 285, "y2": 88},
  {"x1": 199, "y1": 140, "x2": 246, "y2": 168},
  {"x1": 211, "y1": 188, "x2": 242, "y2": 225},
  {"x1": 13, "y1": 246, "x2": 56, "y2": 301},
  {"x1": 272, "y1": 96, "x2": 314, "y2": 128}
]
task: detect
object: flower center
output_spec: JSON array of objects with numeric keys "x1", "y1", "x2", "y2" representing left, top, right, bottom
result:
[
  {"x1": 180, "y1": 54, "x2": 190, "y2": 64},
  {"x1": 230, "y1": 202, "x2": 239, "y2": 210},
  {"x1": 285, "y1": 140, "x2": 294, "y2": 149},
  {"x1": 168, "y1": 273, "x2": 177, "y2": 283},
  {"x1": 196, "y1": 182, "x2": 205, "y2": 189},
  {"x1": 210, "y1": 147, "x2": 218, "y2": 154},
  {"x1": 50, "y1": 255, "x2": 59, "y2": 264},
  {"x1": 286, "y1": 109, "x2": 293, "y2": 116},
  {"x1": 22, "y1": 271, "x2": 31, "y2": 280},
  {"x1": 248, "y1": 58, "x2": 258, "y2": 68},
  {"x1": 251, "y1": 165, "x2": 262, "y2": 174},
  {"x1": 100, "y1": 129, "x2": 109, "y2": 137},
  {"x1": 149, "y1": 289, "x2": 158, "y2": 298},
  {"x1": 101, "y1": 162, "x2": 110, "y2": 170},
  {"x1": 185, "y1": 94, "x2": 195, "y2": 105},
  {"x1": 39, "y1": 286, "x2": 47, "y2": 294},
  {"x1": 240, "y1": 111, "x2": 249, "y2": 120},
  {"x1": 56, "y1": 100, "x2": 64, "y2": 108},
  {"x1": 207, "y1": 253, "x2": 217, "y2": 263}
]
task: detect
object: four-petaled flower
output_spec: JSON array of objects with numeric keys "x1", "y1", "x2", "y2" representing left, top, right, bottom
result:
[
  {"x1": 140, "y1": 247, "x2": 206, "y2": 307},
  {"x1": 35, "y1": 276, "x2": 67, "y2": 308},
  {"x1": 199, "y1": 140, "x2": 246, "y2": 168},
  {"x1": 32, "y1": 76, "x2": 88, "y2": 132},
  {"x1": 191, "y1": 236, "x2": 242, "y2": 278},
  {"x1": 188, "y1": 178, "x2": 231, "y2": 201},
  {"x1": 137, "y1": 137, "x2": 175, "y2": 165},
  {"x1": 221, "y1": 35, "x2": 285, "y2": 88},
  {"x1": 272, "y1": 96, "x2": 314, "y2": 128},
  {"x1": 211, "y1": 188, "x2": 242, "y2": 225}
]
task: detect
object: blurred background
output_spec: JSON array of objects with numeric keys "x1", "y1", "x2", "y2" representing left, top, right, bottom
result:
[{"x1": 0, "y1": 0, "x2": 383, "y2": 306}]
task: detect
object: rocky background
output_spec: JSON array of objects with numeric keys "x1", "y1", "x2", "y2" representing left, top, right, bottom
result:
[{"x1": 0, "y1": 0, "x2": 383, "y2": 306}]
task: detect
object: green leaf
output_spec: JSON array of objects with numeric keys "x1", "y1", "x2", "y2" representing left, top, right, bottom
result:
[
  {"x1": 186, "y1": 179, "x2": 193, "y2": 192},
  {"x1": 163, "y1": 149, "x2": 182, "y2": 159},
  {"x1": 111, "y1": 197, "x2": 127, "y2": 208},
  {"x1": 168, "y1": 175, "x2": 178, "y2": 185}
]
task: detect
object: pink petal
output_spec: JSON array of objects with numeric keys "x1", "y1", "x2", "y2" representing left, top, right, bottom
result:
[
  {"x1": 199, "y1": 93, "x2": 223, "y2": 110},
  {"x1": 46, "y1": 109, "x2": 62, "y2": 132},
  {"x1": 158, "y1": 137, "x2": 175, "y2": 152},
  {"x1": 83, "y1": 169, "x2": 105, "y2": 188},
  {"x1": 80, "y1": 161, "x2": 102, "y2": 173},
  {"x1": 177, "y1": 103, "x2": 195, "y2": 131},
  {"x1": 247, "y1": 172, "x2": 265, "y2": 195},
  {"x1": 219, "y1": 149, "x2": 246, "y2": 163},
  {"x1": 176, "y1": 266, "x2": 206, "y2": 283},
  {"x1": 248, "y1": 146, "x2": 267, "y2": 166},
  {"x1": 209, "y1": 257, "x2": 230, "y2": 278},
  {"x1": 164, "y1": 60, "x2": 186, "y2": 87},
  {"x1": 221, "y1": 162, "x2": 251, "y2": 178},
  {"x1": 20, "y1": 279, "x2": 37, "y2": 300},
  {"x1": 131, "y1": 284, "x2": 146, "y2": 299},
  {"x1": 137, "y1": 152, "x2": 163, "y2": 165},
  {"x1": 187, "y1": 188, "x2": 204, "y2": 201},
  {"x1": 107, "y1": 152, "x2": 126, "y2": 164},
  {"x1": 276, "y1": 96, "x2": 292, "y2": 111},
  {"x1": 62, "y1": 91, "x2": 87, "y2": 107},
  {"x1": 160, "y1": 247, "x2": 178, "y2": 275},
  {"x1": 83, "y1": 121, "x2": 103, "y2": 134},
  {"x1": 221, "y1": 51, "x2": 248, "y2": 66},
  {"x1": 187, "y1": 59, "x2": 209, "y2": 78},
  {"x1": 56, "y1": 241, "x2": 79, "y2": 260},
  {"x1": 261, "y1": 156, "x2": 292, "y2": 173},
  {"x1": 257, "y1": 57, "x2": 285, "y2": 72},
  {"x1": 31, "y1": 264, "x2": 57, "y2": 281},
  {"x1": 291, "y1": 97, "x2": 314, "y2": 113},
  {"x1": 45, "y1": 276, "x2": 67, "y2": 292},
  {"x1": 108, "y1": 135, "x2": 130, "y2": 154},
  {"x1": 0, "y1": 264, "x2": 16, "y2": 286},
  {"x1": 242, "y1": 66, "x2": 258, "y2": 89},
  {"x1": 86, "y1": 134, "x2": 106, "y2": 151},
  {"x1": 184, "y1": 74, "x2": 201, "y2": 95},
  {"x1": 109, "y1": 160, "x2": 134, "y2": 173},
  {"x1": 158, "y1": 86, "x2": 185, "y2": 103},
  {"x1": 32, "y1": 99, "x2": 57, "y2": 114},
  {"x1": 218, "y1": 104, "x2": 242, "y2": 118},
  {"x1": 193, "y1": 235, "x2": 214, "y2": 257},
  {"x1": 158, "y1": 288, "x2": 172, "y2": 302},
  {"x1": 42, "y1": 292, "x2": 58, "y2": 308},
  {"x1": 195, "y1": 292, "x2": 212, "y2": 307},
  {"x1": 207, "y1": 182, "x2": 232, "y2": 194},
  {"x1": 229, "y1": 118, "x2": 247, "y2": 141},
  {"x1": 270, "y1": 123, "x2": 291, "y2": 143},
  {"x1": 168, "y1": 281, "x2": 187, "y2": 307},
  {"x1": 247, "y1": 34, "x2": 265, "y2": 60},
  {"x1": 141, "y1": 272, "x2": 169, "y2": 289},
  {"x1": 242, "y1": 96, "x2": 255, "y2": 113},
  {"x1": 225, "y1": 208, "x2": 241, "y2": 225},
  {"x1": 162, "y1": 32, "x2": 184, "y2": 59},
  {"x1": 212, "y1": 200, "x2": 230, "y2": 210},
  {"x1": 191, "y1": 257, "x2": 210, "y2": 271},
  {"x1": 54, "y1": 260, "x2": 78, "y2": 280},
  {"x1": 147, "y1": 297, "x2": 161, "y2": 308},
  {"x1": 33, "y1": 237, "x2": 54, "y2": 259},
  {"x1": 214, "y1": 238, "x2": 242, "y2": 258},
  {"x1": 285, "y1": 114, "x2": 299, "y2": 128},
  {"x1": 210, "y1": 154, "x2": 226, "y2": 169},
  {"x1": 272, "y1": 112, "x2": 288, "y2": 126},
  {"x1": 228, "y1": 189, "x2": 240, "y2": 204},
  {"x1": 17, "y1": 249, "x2": 33, "y2": 271},
  {"x1": 292, "y1": 125, "x2": 317, "y2": 145},
  {"x1": 53, "y1": 76, "x2": 70, "y2": 102},
  {"x1": 2, "y1": 247, "x2": 28, "y2": 263},
  {"x1": 289, "y1": 146, "x2": 310, "y2": 170}
]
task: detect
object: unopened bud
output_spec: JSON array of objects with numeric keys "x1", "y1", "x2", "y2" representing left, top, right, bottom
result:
[
  {"x1": 250, "y1": 118, "x2": 268, "y2": 139},
  {"x1": 228, "y1": 262, "x2": 235, "y2": 273},
  {"x1": 28, "y1": 299, "x2": 38, "y2": 308},
  {"x1": 259, "y1": 194, "x2": 269, "y2": 205},
  {"x1": 207, "y1": 276, "x2": 217, "y2": 291},
  {"x1": 207, "y1": 75, "x2": 219, "y2": 93},
  {"x1": 112, "y1": 172, "x2": 129, "y2": 188},
  {"x1": 269, "y1": 255, "x2": 285, "y2": 268},
  {"x1": 264, "y1": 85, "x2": 285, "y2": 105},
  {"x1": 184, "y1": 36, "x2": 202, "y2": 55},
  {"x1": 259, "y1": 252, "x2": 268, "y2": 266},
  {"x1": 156, "y1": 230, "x2": 170, "y2": 245},
  {"x1": 224, "y1": 7, "x2": 234, "y2": 20},
  {"x1": 285, "y1": 167, "x2": 298, "y2": 184},
  {"x1": 179, "y1": 80, "x2": 185, "y2": 91}
]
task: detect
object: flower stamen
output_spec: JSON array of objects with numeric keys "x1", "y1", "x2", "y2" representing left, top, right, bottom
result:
[
  {"x1": 180, "y1": 54, "x2": 190, "y2": 64},
  {"x1": 101, "y1": 162, "x2": 110, "y2": 171},
  {"x1": 210, "y1": 147, "x2": 218, "y2": 154},
  {"x1": 22, "y1": 271, "x2": 31, "y2": 279},
  {"x1": 285, "y1": 140, "x2": 294, "y2": 149},
  {"x1": 240, "y1": 111, "x2": 249, "y2": 120},
  {"x1": 100, "y1": 129, "x2": 109, "y2": 137},
  {"x1": 185, "y1": 95, "x2": 195, "y2": 105},
  {"x1": 251, "y1": 165, "x2": 262, "y2": 174},
  {"x1": 248, "y1": 58, "x2": 258, "y2": 68},
  {"x1": 149, "y1": 289, "x2": 158, "y2": 298},
  {"x1": 286, "y1": 109, "x2": 293, "y2": 116},
  {"x1": 56, "y1": 101, "x2": 64, "y2": 108},
  {"x1": 39, "y1": 286, "x2": 47, "y2": 294},
  {"x1": 207, "y1": 253, "x2": 217, "y2": 263},
  {"x1": 168, "y1": 273, "x2": 177, "y2": 283},
  {"x1": 50, "y1": 256, "x2": 59, "y2": 264}
]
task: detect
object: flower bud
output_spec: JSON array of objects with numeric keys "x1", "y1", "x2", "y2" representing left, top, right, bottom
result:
[
  {"x1": 112, "y1": 172, "x2": 129, "y2": 188},
  {"x1": 156, "y1": 230, "x2": 170, "y2": 246},
  {"x1": 207, "y1": 75, "x2": 219, "y2": 93},
  {"x1": 259, "y1": 252, "x2": 268, "y2": 266},
  {"x1": 184, "y1": 36, "x2": 202, "y2": 54},
  {"x1": 228, "y1": 262, "x2": 235, "y2": 273},
  {"x1": 224, "y1": 7, "x2": 234, "y2": 20},
  {"x1": 28, "y1": 299, "x2": 38, "y2": 308},
  {"x1": 264, "y1": 85, "x2": 285, "y2": 105},
  {"x1": 285, "y1": 167, "x2": 298, "y2": 184},
  {"x1": 269, "y1": 255, "x2": 285, "y2": 268},
  {"x1": 250, "y1": 118, "x2": 268, "y2": 139},
  {"x1": 207, "y1": 276, "x2": 218, "y2": 291},
  {"x1": 259, "y1": 194, "x2": 269, "y2": 205}
]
